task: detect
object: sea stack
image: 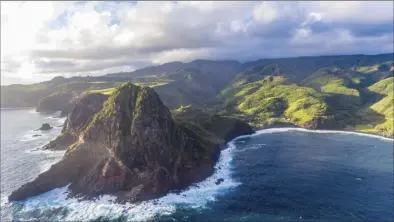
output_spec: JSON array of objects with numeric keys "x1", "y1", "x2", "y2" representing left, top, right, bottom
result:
[
  {"x1": 9, "y1": 83, "x2": 254, "y2": 203},
  {"x1": 38, "y1": 123, "x2": 53, "y2": 131}
]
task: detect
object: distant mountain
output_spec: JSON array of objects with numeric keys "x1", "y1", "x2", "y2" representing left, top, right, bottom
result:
[
  {"x1": 1, "y1": 53, "x2": 393, "y2": 137},
  {"x1": 218, "y1": 53, "x2": 393, "y2": 137},
  {"x1": 242, "y1": 53, "x2": 393, "y2": 83}
]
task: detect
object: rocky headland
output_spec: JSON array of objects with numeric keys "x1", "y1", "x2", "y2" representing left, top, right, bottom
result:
[
  {"x1": 36, "y1": 91, "x2": 79, "y2": 117},
  {"x1": 9, "y1": 82, "x2": 253, "y2": 203}
]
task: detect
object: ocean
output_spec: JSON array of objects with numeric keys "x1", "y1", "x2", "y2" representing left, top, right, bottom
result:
[{"x1": 1, "y1": 109, "x2": 393, "y2": 221}]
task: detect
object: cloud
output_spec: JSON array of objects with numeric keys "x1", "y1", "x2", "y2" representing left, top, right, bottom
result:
[{"x1": 1, "y1": 1, "x2": 393, "y2": 85}]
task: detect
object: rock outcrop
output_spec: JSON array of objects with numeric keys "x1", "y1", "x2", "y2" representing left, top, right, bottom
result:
[
  {"x1": 172, "y1": 107, "x2": 254, "y2": 144},
  {"x1": 302, "y1": 117, "x2": 338, "y2": 130},
  {"x1": 43, "y1": 92, "x2": 109, "y2": 150},
  {"x1": 9, "y1": 83, "x2": 252, "y2": 203},
  {"x1": 37, "y1": 123, "x2": 52, "y2": 131},
  {"x1": 36, "y1": 91, "x2": 78, "y2": 116}
]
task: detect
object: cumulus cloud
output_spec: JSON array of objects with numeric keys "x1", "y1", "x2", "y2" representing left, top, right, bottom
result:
[{"x1": 1, "y1": 1, "x2": 393, "y2": 85}]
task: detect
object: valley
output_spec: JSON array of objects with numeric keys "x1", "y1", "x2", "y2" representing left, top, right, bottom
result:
[{"x1": 2, "y1": 53, "x2": 393, "y2": 138}]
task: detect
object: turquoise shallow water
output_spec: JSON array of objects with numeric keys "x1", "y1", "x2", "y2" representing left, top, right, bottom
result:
[{"x1": 1, "y1": 109, "x2": 393, "y2": 221}]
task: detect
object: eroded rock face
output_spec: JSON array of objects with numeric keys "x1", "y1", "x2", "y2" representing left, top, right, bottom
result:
[
  {"x1": 38, "y1": 123, "x2": 52, "y2": 131},
  {"x1": 36, "y1": 91, "x2": 78, "y2": 115},
  {"x1": 303, "y1": 117, "x2": 337, "y2": 130},
  {"x1": 172, "y1": 107, "x2": 254, "y2": 144},
  {"x1": 43, "y1": 93, "x2": 109, "y2": 150},
  {"x1": 9, "y1": 83, "x2": 227, "y2": 203}
]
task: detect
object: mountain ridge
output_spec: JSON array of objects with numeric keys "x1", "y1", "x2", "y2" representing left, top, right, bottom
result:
[
  {"x1": 8, "y1": 82, "x2": 253, "y2": 202},
  {"x1": 1, "y1": 52, "x2": 393, "y2": 137}
]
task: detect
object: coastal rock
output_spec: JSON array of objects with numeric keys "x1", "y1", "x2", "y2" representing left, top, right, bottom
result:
[
  {"x1": 38, "y1": 123, "x2": 52, "y2": 131},
  {"x1": 215, "y1": 178, "x2": 224, "y2": 185},
  {"x1": 43, "y1": 93, "x2": 109, "y2": 150},
  {"x1": 10, "y1": 83, "x2": 246, "y2": 203},
  {"x1": 59, "y1": 95, "x2": 80, "y2": 117},
  {"x1": 303, "y1": 117, "x2": 337, "y2": 130},
  {"x1": 36, "y1": 91, "x2": 78, "y2": 116},
  {"x1": 172, "y1": 107, "x2": 254, "y2": 144}
]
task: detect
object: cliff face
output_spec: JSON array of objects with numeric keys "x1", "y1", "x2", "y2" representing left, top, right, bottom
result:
[
  {"x1": 9, "y1": 83, "x2": 248, "y2": 203},
  {"x1": 36, "y1": 91, "x2": 78, "y2": 116},
  {"x1": 43, "y1": 93, "x2": 109, "y2": 150},
  {"x1": 302, "y1": 117, "x2": 339, "y2": 130},
  {"x1": 172, "y1": 107, "x2": 254, "y2": 144}
]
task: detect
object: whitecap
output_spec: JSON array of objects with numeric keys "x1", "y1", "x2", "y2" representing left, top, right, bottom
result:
[
  {"x1": 7, "y1": 138, "x2": 241, "y2": 221},
  {"x1": 57, "y1": 117, "x2": 67, "y2": 124},
  {"x1": 20, "y1": 131, "x2": 49, "y2": 142},
  {"x1": 248, "y1": 145, "x2": 262, "y2": 150},
  {"x1": 26, "y1": 109, "x2": 38, "y2": 114},
  {"x1": 21, "y1": 116, "x2": 65, "y2": 143}
]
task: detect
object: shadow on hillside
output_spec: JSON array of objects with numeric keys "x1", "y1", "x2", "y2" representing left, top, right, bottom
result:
[
  {"x1": 323, "y1": 93, "x2": 387, "y2": 128},
  {"x1": 356, "y1": 108, "x2": 387, "y2": 126},
  {"x1": 358, "y1": 89, "x2": 387, "y2": 106}
]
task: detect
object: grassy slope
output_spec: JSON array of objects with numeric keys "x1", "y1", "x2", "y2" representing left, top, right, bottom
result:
[
  {"x1": 302, "y1": 68, "x2": 363, "y2": 106},
  {"x1": 1, "y1": 53, "x2": 392, "y2": 137},
  {"x1": 219, "y1": 76, "x2": 331, "y2": 127},
  {"x1": 151, "y1": 69, "x2": 218, "y2": 109},
  {"x1": 354, "y1": 77, "x2": 393, "y2": 137},
  {"x1": 219, "y1": 60, "x2": 393, "y2": 137},
  {"x1": 1, "y1": 81, "x2": 122, "y2": 107}
]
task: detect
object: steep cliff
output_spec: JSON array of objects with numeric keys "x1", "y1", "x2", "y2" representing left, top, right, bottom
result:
[
  {"x1": 9, "y1": 83, "x2": 251, "y2": 203},
  {"x1": 42, "y1": 92, "x2": 109, "y2": 150},
  {"x1": 36, "y1": 91, "x2": 79, "y2": 116},
  {"x1": 172, "y1": 106, "x2": 254, "y2": 143}
]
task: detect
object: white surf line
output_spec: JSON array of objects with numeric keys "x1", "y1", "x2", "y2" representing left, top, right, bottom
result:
[
  {"x1": 0, "y1": 107, "x2": 35, "y2": 110},
  {"x1": 11, "y1": 126, "x2": 392, "y2": 221},
  {"x1": 23, "y1": 115, "x2": 66, "y2": 140},
  {"x1": 9, "y1": 135, "x2": 242, "y2": 221},
  {"x1": 251, "y1": 127, "x2": 394, "y2": 142}
]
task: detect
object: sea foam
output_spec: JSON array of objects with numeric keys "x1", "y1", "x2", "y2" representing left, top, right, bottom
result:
[
  {"x1": 20, "y1": 116, "x2": 66, "y2": 143},
  {"x1": 252, "y1": 127, "x2": 394, "y2": 142},
  {"x1": 7, "y1": 127, "x2": 392, "y2": 221},
  {"x1": 8, "y1": 138, "x2": 241, "y2": 221}
]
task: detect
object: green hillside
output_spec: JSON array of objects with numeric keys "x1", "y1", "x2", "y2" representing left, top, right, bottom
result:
[
  {"x1": 1, "y1": 53, "x2": 392, "y2": 137},
  {"x1": 219, "y1": 75, "x2": 332, "y2": 127},
  {"x1": 0, "y1": 79, "x2": 121, "y2": 108},
  {"x1": 354, "y1": 77, "x2": 393, "y2": 137},
  {"x1": 218, "y1": 58, "x2": 393, "y2": 137}
]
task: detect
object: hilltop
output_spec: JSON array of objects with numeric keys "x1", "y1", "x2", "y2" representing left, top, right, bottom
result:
[
  {"x1": 9, "y1": 83, "x2": 253, "y2": 202},
  {"x1": 1, "y1": 53, "x2": 393, "y2": 137}
]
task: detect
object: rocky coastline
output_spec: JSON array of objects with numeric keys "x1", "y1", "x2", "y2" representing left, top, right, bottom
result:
[{"x1": 9, "y1": 83, "x2": 253, "y2": 203}]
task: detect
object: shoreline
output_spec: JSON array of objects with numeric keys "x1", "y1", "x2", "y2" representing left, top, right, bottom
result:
[
  {"x1": 0, "y1": 107, "x2": 35, "y2": 110},
  {"x1": 253, "y1": 124, "x2": 394, "y2": 141}
]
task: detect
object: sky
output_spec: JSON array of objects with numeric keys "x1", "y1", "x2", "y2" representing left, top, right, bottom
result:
[{"x1": 1, "y1": 1, "x2": 393, "y2": 85}]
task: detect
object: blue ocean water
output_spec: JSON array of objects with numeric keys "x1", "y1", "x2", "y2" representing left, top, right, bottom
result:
[
  {"x1": 1, "y1": 108, "x2": 66, "y2": 221},
  {"x1": 1, "y1": 109, "x2": 393, "y2": 221}
]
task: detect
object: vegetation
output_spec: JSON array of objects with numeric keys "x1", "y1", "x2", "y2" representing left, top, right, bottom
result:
[
  {"x1": 219, "y1": 56, "x2": 393, "y2": 137},
  {"x1": 82, "y1": 87, "x2": 116, "y2": 96},
  {"x1": 219, "y1": 76, "x2": 331, "y2": 127},
  {"x1": 172, "y1": 105, "x2": 253, "y2": 143},
  {"x1": 1, "y1": 80, "x2": 120, "y2": 108},
  {"x1": 354, "y1": 78, "x2": 393, "y2": 137},
  {"x1": 368, "y1": 77, "x2": 394, "y2": 95},
  {"x1": 1, "y1": 53, "x2": 393, "y2": 137}
]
